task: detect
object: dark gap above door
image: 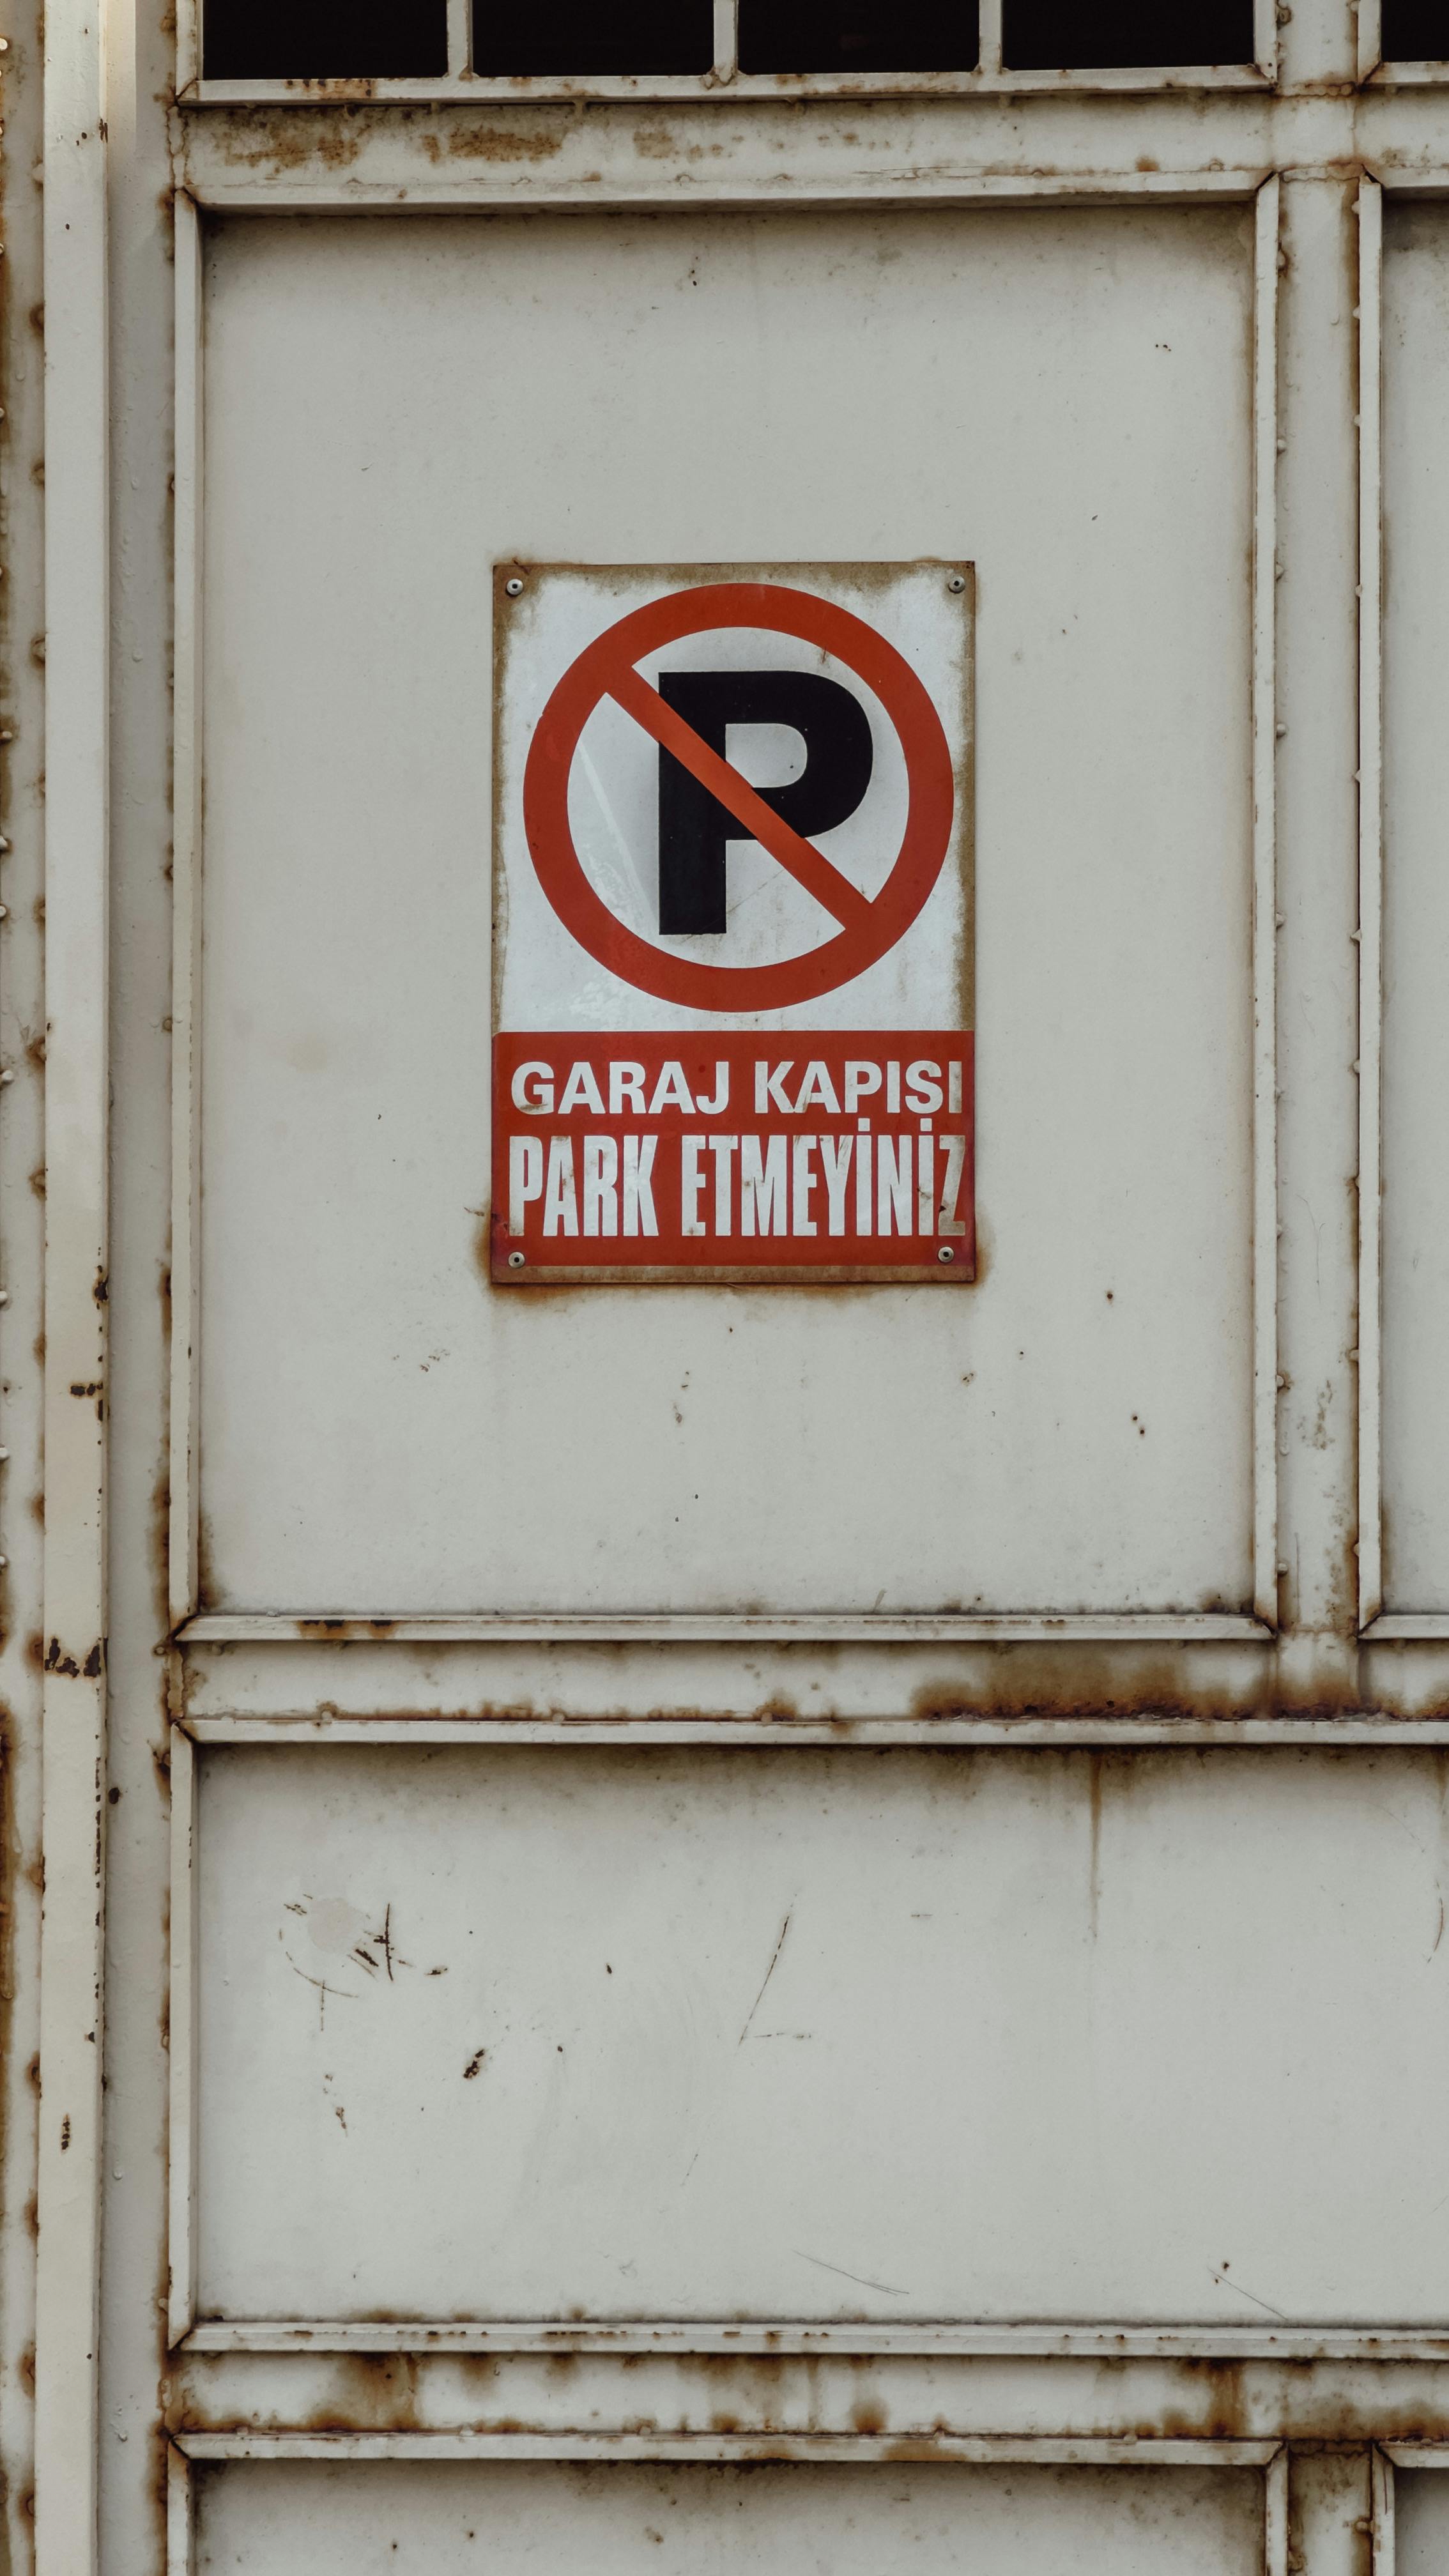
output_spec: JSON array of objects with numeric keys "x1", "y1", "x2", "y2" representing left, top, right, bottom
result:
[
  {"x1": 203, "y1": 0, "x2": 1268, "y2": 79},
  {"x1": 473, "y1": 0, "x2": 714, "y2": 73},
  {"x1": 1002, "y1": 0, "x2": 1256, "y2": 63},
  {"x1": 737, "y1": 0, "x2": 978, "y2": 71},
  {"x1": 203, "y1": 0, "x2": 448, "y2": 77},
  {"x1": 1380, "y1": 0, "x2": 1449, "y2": 55}
]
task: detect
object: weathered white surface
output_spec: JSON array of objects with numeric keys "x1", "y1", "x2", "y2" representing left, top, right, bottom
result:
[
  {"x1": 196, "y1": 1745, "x2": 1449, "y2": 2324},
  {"x1": 199, "y1": 205, "x2": 1254, "y2": 1616},
  {"x1": 1381, "y1": 206, "x2": 1449, "y2": 1610},
  {"x1": 193, "y1": 2457, "x2": 1265, "y2": 2576}
]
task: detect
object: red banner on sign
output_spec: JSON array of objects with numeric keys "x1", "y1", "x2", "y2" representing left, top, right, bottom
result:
[{"x1": 492, "y1": 1032, "x2": 974, "y2": 1282}]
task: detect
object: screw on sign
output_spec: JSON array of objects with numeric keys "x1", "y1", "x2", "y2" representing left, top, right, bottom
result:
[{"x1": 491, "y1": 563, "x2": 975, "y2": 1285}]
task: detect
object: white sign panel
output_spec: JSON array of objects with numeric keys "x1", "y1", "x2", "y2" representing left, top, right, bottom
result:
[{"x1": 491, "y1": 561, "x2": 974, "y2": 1284}]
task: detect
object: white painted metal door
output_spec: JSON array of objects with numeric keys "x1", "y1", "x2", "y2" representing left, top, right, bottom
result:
[{"x1": 16, "y1": 10, "x2": 1449, "y2": 2576}]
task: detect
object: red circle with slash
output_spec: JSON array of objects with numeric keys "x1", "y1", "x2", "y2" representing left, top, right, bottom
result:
[{"x1": 521, "y1": 581, "x2": 957, "y2": 1013}]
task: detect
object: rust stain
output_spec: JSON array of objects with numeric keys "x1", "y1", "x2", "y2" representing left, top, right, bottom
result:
[
  {"x1": 908, "y1": 1649, "x2": 1275, "y2": 1726},
  {"x1": 210, "y1": 114, "x2": 367, "y2": 174},
  {"x1": 441, "y1": 119, "x2": 566, "y2": 161},
  {"x1": 150, "y1": 1466, "x2": 171, "y2": 1643},
  {"x1": 195, "y1": 1510, "x2": 218, "y2": 1614},
  {"x1": 295, "y1": 1618, "x2": 401, "y2": 1641},
  {"x1": 1087, "y1": 1750, "x2": 1102, "y2": 1935},
  {"x1": 42, "y1": 1635, "x2": 105, "y2": 1682}
]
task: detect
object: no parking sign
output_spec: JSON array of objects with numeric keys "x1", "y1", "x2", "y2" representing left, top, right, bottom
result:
[{"x1": 491, "y1": 561, "x2": 974, "y2": 1284}]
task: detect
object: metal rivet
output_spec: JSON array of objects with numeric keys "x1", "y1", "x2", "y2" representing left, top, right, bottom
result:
[
  {"x1": 0, "y1": 1291, "x2": 10, "y2": 1305},
  {"x1": 505, "y1": 576, "x2": 525, "y2": 599},
  {"x1": 937, "y1": 1245, "x2": 955, "y2": 1263},
  {"x1": 508, "y1": 1250, "x2": 526, "y2": 1268},
  {"x1": 1275, "y1": 722, "x2": 1288, "y2": 737},
  {"x1": 0, "y1": 1070, "x2": 14, "y2": 1086},
  {"x1": 0, "y1": 1452, "x2": 12, "y2": 1464},
  {"x1": 946, "y1": 574, "x2": 966, "y2": 594}
]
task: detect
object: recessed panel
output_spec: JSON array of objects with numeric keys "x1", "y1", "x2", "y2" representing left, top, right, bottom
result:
[
  {"x1": 199, "y1": 208, "x2": 1254, "y2": 1614},
  {"x1": 194, "y1": 2460, "x2": 1265, "y2": 2576},
  {"x1": 1381, "y1": 207, "x2": 1449, "y2": 1608},
  {"x1": 194, "y1": 1745, "x2": 1449, "y2": 2324},
  {"x1": 1390, "y1": 2472, "x2": 1449, "y2": 2576}
]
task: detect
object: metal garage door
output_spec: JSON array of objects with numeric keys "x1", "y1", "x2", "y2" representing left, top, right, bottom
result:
[{"x1": 12, "y1": 8, "x2": 1449, "y2": 2576}]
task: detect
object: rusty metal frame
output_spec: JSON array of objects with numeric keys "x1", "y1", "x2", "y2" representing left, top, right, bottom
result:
[
  {"x1": 166, "y1": 1720, "x2": 1449, "y2": 2359},
  {"x1": 172, "y1": 2430, "x2": 1285, "y2": 2461},
  {"x1": 173, "y1": 0, "x2": 1277, "y2": 107},
  {"x1": 173, "y1": 149, "x2": 1270, "y2": 215},
  {"x1": 167, "y1": 1728, "x2": 199, "y2": 2347},
  {"x1": 163, "y1": 2431, "x2": 1287, "y2": 2576},
  {"x1": 178, "y1": 2313, "x2": 1449, "y2": 2359},
  {"x1": 170, "y1": 192, "x2": 204, "y2": 1639},
  {"x1": 177, "y1": 1710, "x2": 1449, "y2": 1742},
  {"x1": 1338, "y1": 172, "x2": 1449, "y2": 1647},
  {"x1": 1254, "y1": 174, "x2": 1282, "y2": 1630},
  {"x1": 178, "y1": 1610, "x2": 1273, "y2": 1643},
  {"x1": 1357, "y1": 176, "x2": 1384, "y2": 1635},
  {"x1": 1349, "y1": 176, "x2": 1449, "y2": 1647},
  {"x1": 1367, "y1": 2444, "x2": 1449, "y2": 2576},
  {"x1": 173, "y1": 0, "x2": 1285, "y2": 95},
  {"x1": 33, "y1": 4, "x2": 110, "y2": 2576},
  {"x1": 164, "y1": 167, "x2": 1282, "y2": 1644}
]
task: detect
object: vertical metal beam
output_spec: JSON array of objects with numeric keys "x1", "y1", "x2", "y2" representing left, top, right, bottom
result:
[
  {"x1": 34, "y1": 0, "x2": 109, "y2": 2572},
  {"x1": 1356, "y1": 178, "x2": 1383, "y2": 1630},
  {"x1": 977, "y1": 0, "x2": 1003, "y2": 74},
  {"x1": 166, "y1": 2444, "x2": 194, "y2": 2576},
  {"x1": 175, "y1": 0, "x2": 200, "y2": 95},
  {"x1": 1371, "y1": 2449, "x2": 1395, "y2": 2576},
  {"x1": 170, "y1": 198, "x2": 203, "y2": 1634},
  {"x1": 165, "y1": 1728, "x2": 198, "y2": 2345},
  {"x1": 1254, "y1": 175, "x2": 1282, "y2": 1630},
  {"x1": 1266, "y1": 2448, "x2": 1291, "y2": 2576}
]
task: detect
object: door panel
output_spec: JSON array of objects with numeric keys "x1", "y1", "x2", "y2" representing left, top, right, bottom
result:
[
  {"x1": 1379, "y1": 205, "x2": 1449, "y2": 1609},
  {"x1": 197, "y1": 204, "x2": 1254, "y2": 1616},
  {"x1": 189, "y1": 2457, "x2": 1268, "y2": 2576},
  {"x1": 191, "y1": 1744, "x2": 1449, "y2": 2325}
]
